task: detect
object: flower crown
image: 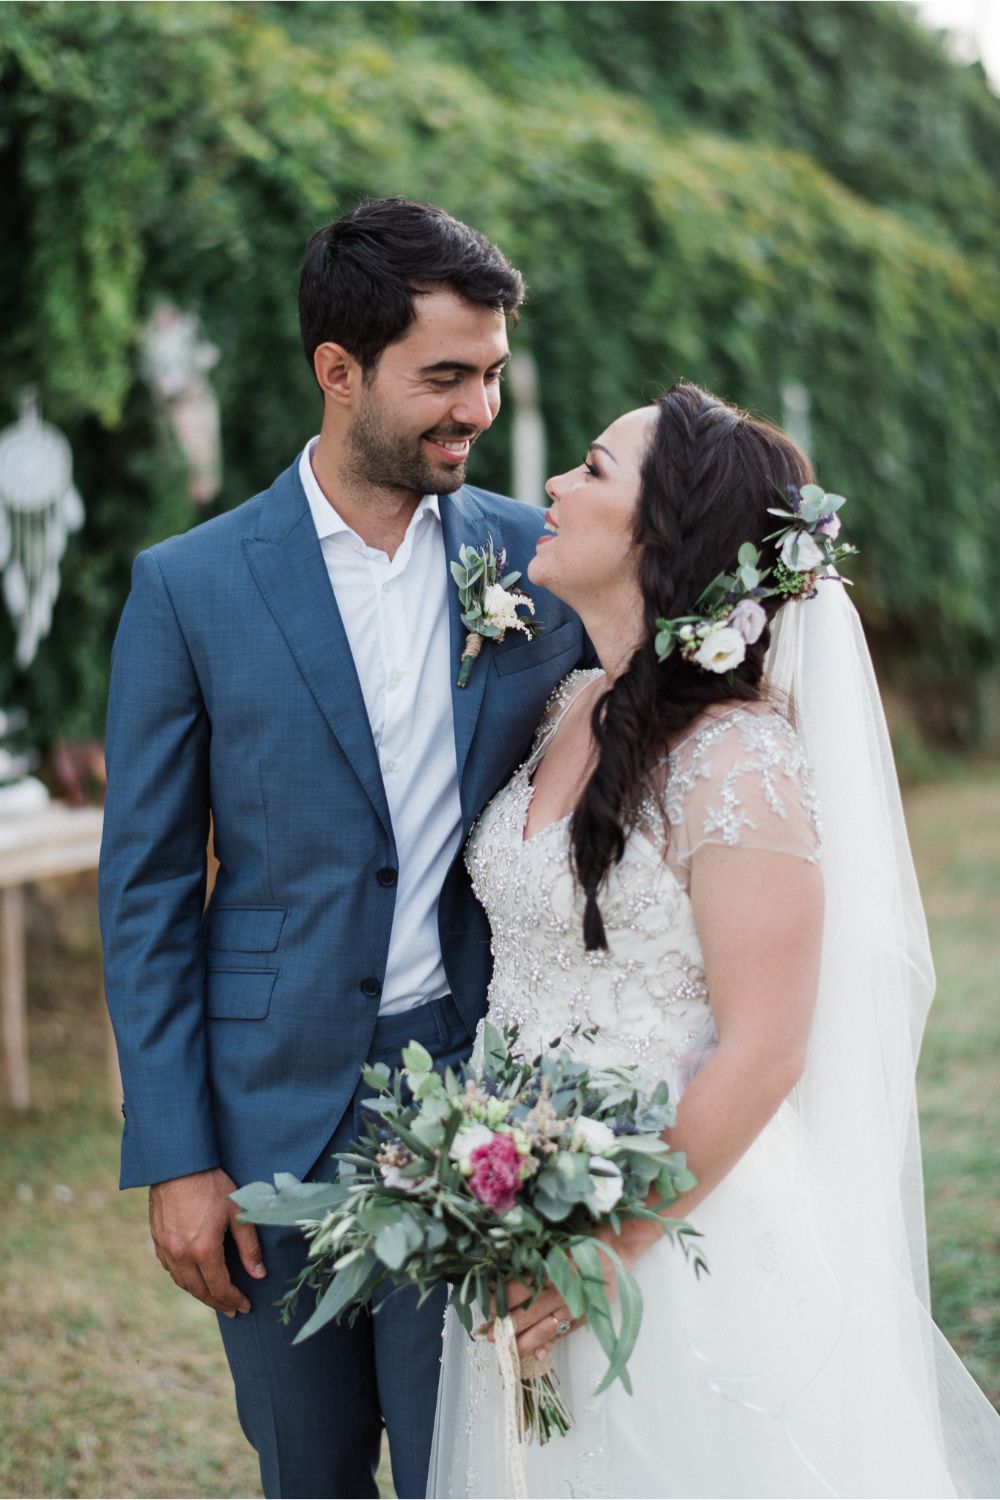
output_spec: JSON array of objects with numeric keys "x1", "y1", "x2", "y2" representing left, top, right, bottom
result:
[{"x1": 654, "y1": 483, "x2": 857, "y2": 675}]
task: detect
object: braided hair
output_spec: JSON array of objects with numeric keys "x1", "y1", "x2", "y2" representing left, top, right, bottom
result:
[{"x1": 571, "y1": 381, "x2": 814, "y2": 950}]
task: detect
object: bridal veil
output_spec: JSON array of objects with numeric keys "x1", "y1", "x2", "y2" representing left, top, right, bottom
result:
[{"x1": 765, "y1": 581, "x2": 1000, "y2": 1496}]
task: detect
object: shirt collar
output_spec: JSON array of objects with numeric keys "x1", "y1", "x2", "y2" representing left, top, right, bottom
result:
[{"x1": 299, "y1": 436, "x2": 441, "y2": 543}]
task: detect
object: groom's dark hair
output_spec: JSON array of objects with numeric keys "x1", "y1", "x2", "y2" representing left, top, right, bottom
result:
[{"x1": 298, "y1": 197, "x2": 524, "y2": 378}]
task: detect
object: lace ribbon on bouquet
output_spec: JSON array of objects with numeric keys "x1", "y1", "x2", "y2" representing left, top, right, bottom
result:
[
  {"x1": 493, "y1": 1316, "x2": 573, "y2": 1500},
  {"x1": 0, "y1": 390, "x2": 85, "y2": 669}
]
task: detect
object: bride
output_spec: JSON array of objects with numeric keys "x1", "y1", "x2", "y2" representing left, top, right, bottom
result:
[{"x1": 426, "y1": 382, "x2": 1000, "y2": 1498}]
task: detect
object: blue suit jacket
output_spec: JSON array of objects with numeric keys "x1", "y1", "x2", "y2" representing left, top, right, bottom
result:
[{"x1": 99, "y1": 462, "x2": 589, "y2": 1189}]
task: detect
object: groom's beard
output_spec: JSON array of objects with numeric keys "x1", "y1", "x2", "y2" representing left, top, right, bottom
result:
[{"x1": 346, "y1": 392, "x2": 473, "y2": 497}]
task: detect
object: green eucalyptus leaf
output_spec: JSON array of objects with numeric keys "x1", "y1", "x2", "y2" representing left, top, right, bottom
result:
[
  {"x1": 374, "y1": 1221, "x2": 413, "y2": 1271},
  {"x1": 293, "y1": 1250, "x2": 380, "y2": 1342},
  {"x1": 362, "y1": 1062, "x2": 391, "y2": 1092},
  {"x1": 402, "y1": 1040, "x2": 433, "y2": 1074},
  {"x1": 545, "y1": 1245, "x2": 586, "y2": 1318},
  {"x1": 531, "y1": 1187, "x2": 573, "y2": 1221}
]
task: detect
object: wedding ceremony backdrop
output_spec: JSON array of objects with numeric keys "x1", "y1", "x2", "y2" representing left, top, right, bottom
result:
[{"x1": 1, "y1": 4, "x2": 998, "y2": 1497}]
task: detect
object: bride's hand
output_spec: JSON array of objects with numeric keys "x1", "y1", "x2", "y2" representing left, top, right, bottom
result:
[{"x1": 484, "y1": 1220, "x2": 658, "y2": 1360}]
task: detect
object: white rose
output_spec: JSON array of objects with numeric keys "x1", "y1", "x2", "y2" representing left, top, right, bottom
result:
[
  {"x1": 586, "y1": 1159, "x2": 624, "y2": 1215},
  {"x1": 482, "y1": 584, "x2": 520, "y2": 630},
  {"x1": 573, "y1": 1115, "x2": 617, "y2": 1153},
  {"x1": 448, "y1": 1123, "x2": 495, "y2": 1166},
  {"x1": 779, "y1": 529, "x2": 824, "y2": 573},
  {"x1": 693, "y1": 626, "x2": 746, "y2": 674}
]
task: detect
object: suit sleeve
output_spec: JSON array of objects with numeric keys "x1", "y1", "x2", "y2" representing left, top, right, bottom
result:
[{"x1": 99, "y1": 548, "x2": 219, "y2": 1189}]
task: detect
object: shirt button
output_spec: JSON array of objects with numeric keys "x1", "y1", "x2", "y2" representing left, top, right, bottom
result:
[
  {"x1": 360, "y1": 977, "x2": 382, "y2": 999},
  {"x1": 391, "y1": 668, "x2": 403, "y2": 683},
  {"x1": 384, "y1": 759, "x2": 398, "y2": 773},
  {"x1": 382, "y1": 581, "x2": 392, "y2": 593},
  {"x1": 377, "y1": 867, "x2": 398, "y2": 887}
]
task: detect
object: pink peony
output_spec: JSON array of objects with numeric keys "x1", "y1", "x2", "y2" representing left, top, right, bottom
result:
[
  {"x1": 727, "y1": 598, "x2": 768, "y2": 645},
  {"x1": 468, "y1": 1134, "x2": 523, "y2": 1214}
]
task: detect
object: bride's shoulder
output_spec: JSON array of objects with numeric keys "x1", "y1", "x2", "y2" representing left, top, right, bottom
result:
[
  {"x1": 536, "y1": 666, "x2": 605, "y2": 735},
  {"x1": 653, "y1": 701, "x2": 821, "y2": 863},
  {"x1": 669, "y1": 701, "x2": 805, "y2": 769}
]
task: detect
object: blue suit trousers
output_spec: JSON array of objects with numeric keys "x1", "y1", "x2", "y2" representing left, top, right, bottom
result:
[{"x1": 217, "y1": 995, "x2": 473, "y2": 1499}]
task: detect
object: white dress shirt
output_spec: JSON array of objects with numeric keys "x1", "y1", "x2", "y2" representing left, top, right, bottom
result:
[{"x1": 298, "y1": 438, "x2": 463, "y2": 1015}]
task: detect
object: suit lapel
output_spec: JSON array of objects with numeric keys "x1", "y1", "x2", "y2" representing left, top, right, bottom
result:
[
  {"x1": 242, "y1": 465, "x2": 392, "y2": 838},
  {"x1": 439, "y1": 487, "x2": 503, "y2": 801}
]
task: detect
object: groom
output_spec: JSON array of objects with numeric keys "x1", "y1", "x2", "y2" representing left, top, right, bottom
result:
[{"x1": 100, "y1": 197, "x2": 590, "y2": 1498}]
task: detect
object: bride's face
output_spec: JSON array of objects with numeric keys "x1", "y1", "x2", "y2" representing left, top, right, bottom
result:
[{"x1": 527, "y1": 405, "x2": 657, "y2": 609}]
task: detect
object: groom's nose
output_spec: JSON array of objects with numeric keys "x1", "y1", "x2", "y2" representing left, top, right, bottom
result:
[{"x1": 450, "y1": 380, "x2": 499, "y2": 433}]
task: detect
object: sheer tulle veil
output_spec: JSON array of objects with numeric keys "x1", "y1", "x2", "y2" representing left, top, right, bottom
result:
[{"x1": 764, "y1": 580, "x2": 1000, "y2": 1495}]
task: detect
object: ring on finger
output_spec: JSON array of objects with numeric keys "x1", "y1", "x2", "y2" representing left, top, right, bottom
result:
[{"x1": 551, "y1": 1312, "x2": 572, "y2": 1336}]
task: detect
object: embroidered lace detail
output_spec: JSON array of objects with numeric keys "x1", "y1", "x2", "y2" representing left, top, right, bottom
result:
[
  {"x1": 655, "y1": 708, "x2": 822, "y2": 872},
  {"x1": 465, "y1": 680, "x2": 821, "y2": 1090}
]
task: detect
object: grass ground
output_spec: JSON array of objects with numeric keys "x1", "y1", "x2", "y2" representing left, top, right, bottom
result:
[{"x1": 1, "y1": 768, "x2": 997, "y2": 1497}]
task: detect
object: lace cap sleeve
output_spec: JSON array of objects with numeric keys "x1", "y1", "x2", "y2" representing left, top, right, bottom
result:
[
  {"x1": 529, "y1": 668, "x2": 604, "y2": 762},
  {"x1": 662, "y1": 708, "x2": 822, "y2": 872}
]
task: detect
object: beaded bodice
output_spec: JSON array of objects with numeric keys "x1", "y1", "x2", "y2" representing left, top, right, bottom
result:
[{"x1": 466, "y1": 669, "x2": 821, "y2": 1093}]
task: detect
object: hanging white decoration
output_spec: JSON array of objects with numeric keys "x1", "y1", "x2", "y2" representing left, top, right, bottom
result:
[
  {"x1": 0, "y1": 389, "x2": 85, "y2": 670},
  {"x1": 140, "y1": 302, "x2": 222, "y2": 505}
]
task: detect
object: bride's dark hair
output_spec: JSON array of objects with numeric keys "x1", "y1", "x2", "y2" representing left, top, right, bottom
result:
[{"x1": 572, "y1": 381, "x2": 814, "y2": 951}]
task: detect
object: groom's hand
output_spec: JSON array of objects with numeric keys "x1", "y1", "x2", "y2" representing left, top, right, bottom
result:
[{"x1": 148, "y1": 1167, "x2": 267, "y2": 1317}]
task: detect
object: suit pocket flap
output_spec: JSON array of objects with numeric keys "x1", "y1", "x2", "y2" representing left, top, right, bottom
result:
[
  {"x1": 206, "y1": 967, "x2": 276, "y2": 1019},
  {"x1": 206, "y1": 906, "x2": 287, "y2": 953},
  {"x1": 494, "y1": 620, "x2": 577, "y2": 677}
]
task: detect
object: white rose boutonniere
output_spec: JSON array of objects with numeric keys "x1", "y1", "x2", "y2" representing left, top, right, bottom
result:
[{"x1": 451, "y1": 536, "x2": 541, "y2": 687}]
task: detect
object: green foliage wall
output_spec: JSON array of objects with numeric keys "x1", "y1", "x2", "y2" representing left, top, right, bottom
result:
[{"x1": 1, "y1": 1, "x2": 998, "y2": 748}]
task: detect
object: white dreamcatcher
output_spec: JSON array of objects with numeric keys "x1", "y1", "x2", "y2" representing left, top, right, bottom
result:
[{"x1": 0, "y1": 389, "x2": 85, "y2": 669}]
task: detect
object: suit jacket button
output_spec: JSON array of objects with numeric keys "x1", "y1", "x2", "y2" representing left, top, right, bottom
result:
[
  {"x1": 361, "y1": 977, "x2": 382, "y2": 999},
  {"x1": 376, "y1": 867, "x2": 398, "y2": 887}
]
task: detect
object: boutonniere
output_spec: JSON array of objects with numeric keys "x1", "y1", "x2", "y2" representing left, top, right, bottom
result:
[{"x1": 451, "y1": 536, "x2": 541, "y2": 688}]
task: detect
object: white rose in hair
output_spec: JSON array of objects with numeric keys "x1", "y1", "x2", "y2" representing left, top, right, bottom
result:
[
  {"x1": 573, "y1": 1115, "x2": 617, "y2": 1153},
  {"x1": 586, "y1": 1159, "x2": 624, "y2": 1214},
  {"x1": 693, "y1": 626, "x2": 746, "y2": 674},
  {"x1": 780, "y1": 529, "x2": 824, "y2": 573}
]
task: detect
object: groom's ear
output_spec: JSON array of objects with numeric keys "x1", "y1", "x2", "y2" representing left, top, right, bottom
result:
[{"x1": 313, "y1": 341, "x2": 363, "y2": 410}]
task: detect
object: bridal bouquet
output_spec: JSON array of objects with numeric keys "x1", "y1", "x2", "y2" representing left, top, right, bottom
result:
[{"x1": 233, "y1": 1023, "x2": 705, "y2": 1447}]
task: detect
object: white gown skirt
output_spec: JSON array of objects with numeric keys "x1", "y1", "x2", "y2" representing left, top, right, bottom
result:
[{"x1": 426, "y1": 1102, "x2": 960, "y2": 1499}]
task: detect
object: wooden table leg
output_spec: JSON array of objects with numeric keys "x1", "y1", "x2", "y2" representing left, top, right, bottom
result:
[{"x1": 1, "y1": 884, "x2": 30, "y2": 1109}]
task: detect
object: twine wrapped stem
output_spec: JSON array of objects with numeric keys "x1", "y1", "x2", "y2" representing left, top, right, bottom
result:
[{"x1": 457, "y1": 630, "x2": 484, "y2": 688}]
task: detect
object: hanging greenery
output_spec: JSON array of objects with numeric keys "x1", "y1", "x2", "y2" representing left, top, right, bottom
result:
[{"x1": 0, "y1": 1, "x2": 997, "y2": 747}]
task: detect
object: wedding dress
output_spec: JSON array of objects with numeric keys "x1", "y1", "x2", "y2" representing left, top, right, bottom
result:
[{"x1": 427, "y1": 588, "x2": 1000, "y2": 1499}]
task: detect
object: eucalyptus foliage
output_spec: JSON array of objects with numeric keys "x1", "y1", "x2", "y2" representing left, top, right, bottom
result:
[
  {"x1": 234, "y1": 1022, "x2": 704, "y2": 1439},
  {"x1": 1, "y1": 2, "x2": 998, "y2": 747}
]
